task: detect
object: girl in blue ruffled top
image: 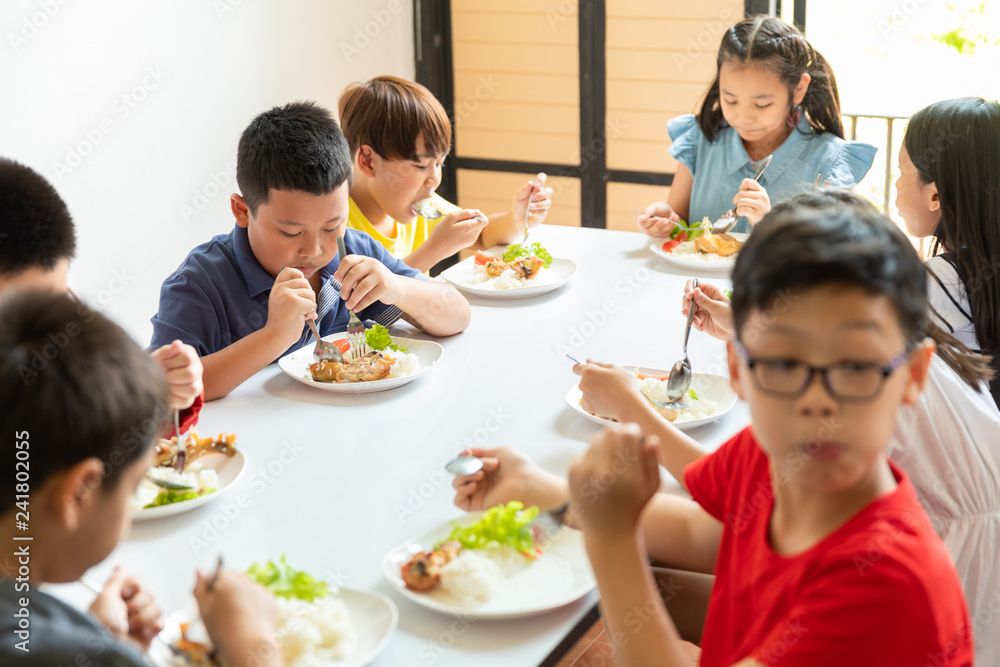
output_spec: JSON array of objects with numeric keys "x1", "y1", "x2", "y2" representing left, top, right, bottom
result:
[{"x1": 638, "y1": 15, "x2": 877, "y2": 236}]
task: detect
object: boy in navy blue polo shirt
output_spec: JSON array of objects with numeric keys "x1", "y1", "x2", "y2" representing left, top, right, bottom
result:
[{"x1": 150, "y1": 102, "x2": 470, "y2": 399}]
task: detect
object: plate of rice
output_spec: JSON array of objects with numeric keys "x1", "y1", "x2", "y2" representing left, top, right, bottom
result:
[
  {"x1": 150, "y1": 581, "x2": 396, "y2": 667},
  {"x1": 129, "y1": 450, "x2": 246, "y2": 521},
  {"x1": 440, "y1": 255, "x2": 577, "y2": 299},
  {"x1": 277, "y1": 332, "x2": 443, "y2": 394},
  {"x1": 649, "y1": 232, "x2": 748, "y2": 273},
  {"x1": 382, "y1": 509, "x2": 596, "y2": 619},
  {"x1": 565, "y1": 369, "x2": 737, "y2": 430}
]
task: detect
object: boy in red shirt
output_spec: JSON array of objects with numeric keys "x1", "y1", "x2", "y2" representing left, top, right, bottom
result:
[{"x1": 453, "y1": 191, "x2": 973, "y2": 665}]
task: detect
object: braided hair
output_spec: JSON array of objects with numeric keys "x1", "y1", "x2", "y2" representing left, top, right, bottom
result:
[{"x1": 698, "y1": 15, "x2": 844, "y2": 142}]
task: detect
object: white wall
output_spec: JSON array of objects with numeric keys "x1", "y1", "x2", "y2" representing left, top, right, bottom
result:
[{"x1": 1, "y1": 0, "x2": 414, "y2": 343}]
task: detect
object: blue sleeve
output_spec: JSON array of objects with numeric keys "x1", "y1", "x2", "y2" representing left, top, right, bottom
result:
[
  {"x1": 667, "y1": 114, "x2": 702, "y2": 175},
  {"x1": 149, "y1": 273, "x2": 221, "y2": 356},
  {"x1": 823, "y1": 141, "x2": 877, "y2": 188},
  {"x1": 347, "y1": 230, "x2": 432, "y2": 327}
]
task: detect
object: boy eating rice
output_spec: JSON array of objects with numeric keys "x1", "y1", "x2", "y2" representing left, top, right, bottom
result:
[
  {"x1": 0, "y1": 290, "x2": 282, "y2": 666},
  {"x1": 454, "y1": 194, "x2": 973, "y2": 665},
  {"x1": 150, "y1": 101, "x2": 470, "y2": 399}
]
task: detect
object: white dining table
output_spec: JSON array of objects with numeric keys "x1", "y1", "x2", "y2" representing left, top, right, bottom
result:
[{"x1": 51, "y1": 224, "x2": 750, "y2": 666}]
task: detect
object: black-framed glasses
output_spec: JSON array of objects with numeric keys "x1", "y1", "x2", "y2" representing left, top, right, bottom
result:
[{"x1": 734, "y1": 343, "x2": 911, "y2": 403}]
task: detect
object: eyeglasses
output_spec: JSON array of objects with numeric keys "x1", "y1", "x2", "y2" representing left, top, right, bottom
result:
[{"x1": 735, "y1": 343, "x2": 911, "y2": 403}]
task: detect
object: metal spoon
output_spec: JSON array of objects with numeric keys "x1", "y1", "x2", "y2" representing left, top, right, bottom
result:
[
  {"x1": 665, "y1": 278, "x2": 698, "y2": 402},
  {"x1": 414, "y1": 199, "x2": 486, "y2": 222},
  {"x1": 445, "y1": 455, "x2": 484, "y2": 476},
  {"x1": 306, "y1": 317, "x2": 344, "y2": 363},
  {"x1": 712, "y1": 155, "x2": 772, "y2": 234}
]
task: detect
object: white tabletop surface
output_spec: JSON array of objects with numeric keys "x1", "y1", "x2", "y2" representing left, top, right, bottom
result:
[{"x1": 51, "y1": 224, "x2": 750, "y2": 666}]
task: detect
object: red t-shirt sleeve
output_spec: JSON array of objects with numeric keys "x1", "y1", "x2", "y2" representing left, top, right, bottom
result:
[
  {"x1": 177, "y1": 389, "x2": 204, "y2": 434},
  {"x1": 684, "y1": 427, "x2": 753, "y2": 522},
  {"x1": 752, "y1": 556, "x2": 968, "y2": 666}
]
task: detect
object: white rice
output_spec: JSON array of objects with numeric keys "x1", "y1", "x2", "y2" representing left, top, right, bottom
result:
[
  {"x1": 466, "y1": 265, "x2": 552, "y2": 290},
  {"x1": 130, "y1": 467, "x2": 219, "y2": 511},
  {"x1": 438, "y1": 544, "x2": 530, "y2": 605},
  {"x1": 275, "y1": 595, "x2": 358, "y2": 667},
  {"x1": 668, "y1": 240, "x2": 735, "y2": 263},
  {"x1": 639, "y1": 378, "x2": 719, "y2": 423},
  {"x1": 384, "y1": 350, "x2": 421, "y2": 378}
]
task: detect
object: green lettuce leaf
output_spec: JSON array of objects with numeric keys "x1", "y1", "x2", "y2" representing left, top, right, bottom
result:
[
  {"x1": 501, "y1": 242, "x2": 553, "y2": 268},
  {"x1": 144, "y1": 487, "x2": 215, "y2": 508},
  {"x1": 364, "y1": 324, "x2": 407, "y2": 352},
  {"x1": 246, "y1": 556, "x2": 328, "y2": 602},
  {"x1": 440, "y1": 501, "x2": 540, "y2": 558}
]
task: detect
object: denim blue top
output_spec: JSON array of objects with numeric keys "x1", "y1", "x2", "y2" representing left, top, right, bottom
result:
[
  {"x1": 668, "y1": 114, "x2": 877, "y2": 233},
  {"x1": 149, "y1": 225, "x2": 428, "y2": 361}
]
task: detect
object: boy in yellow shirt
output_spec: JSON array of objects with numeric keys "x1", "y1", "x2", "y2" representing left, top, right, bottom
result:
[{"x1": 339, "y1": 75, "x2": 554, "y2": 272}]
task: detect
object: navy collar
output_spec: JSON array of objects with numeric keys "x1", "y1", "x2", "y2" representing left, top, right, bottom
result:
[
  {"x1": 724, "y1": 116, "x2": 814, "y2": 183},
  {"x1": 232, "y1": 225, "x2": 275, "y2": 298}
]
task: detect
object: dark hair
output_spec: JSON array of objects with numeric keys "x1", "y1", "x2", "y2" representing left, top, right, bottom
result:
[
  {"x1": 732, "y1": 189, "x2": 993, "y2": 389},
  {"x1": 904, "y1": 97, "x2": 1000, "y2": 356},
  {"x1": 0, "y1": 290, "x2": 168, "y2": 515},
  {"x1": 236, "y1": 101, "x2": 353, "y2": 215},
  {"x1": 0, "y1": 158, "x2": 77, "y2": 277},
  {"x1": 698, "y1": 15, "x2": 844, "y2": 142},
  {"x1": 338, "y1": 75, "x2": 452, "y2": 160}
]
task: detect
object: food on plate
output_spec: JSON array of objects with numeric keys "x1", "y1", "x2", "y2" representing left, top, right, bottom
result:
[
  {"x1": 482, "y1": 254, "x2": 544, "y2": 279},
  {"x1": 154, "y1": 430, "x2": 237, "y2": 468},
  {"x1": 694, "y1": 229, "x2": 743, "y2": 257},
  {"x1": 171, "y1": 623, "x2": 215, "y2": 665},
  {"x1": 582, "y1": 374, "x2": 720, "y2": 424},
  {"x1": 501, "y1": 241, "x2": 553, "y2": 268},
  {"x1": 246, "y1": 557, "x2": 358, "y2": 665},
  {"x1": 399, "y1": 502, "x2": 547, "y2": 604},
  {"x1": 166, "y1": 557, "x2": 357, "y2": 666},
  {"x1": 130, "y1": 430, "x2": 238, "y2": 511},
  {"x1": 310, "y1": 352, "x2": 392, "y2": 383},
  {"x1": 307, "y1": 324, "x2": 421, "y2": 383},
  {"x1": 400, "y1": 540, "x2": 462, "y2": 591},
  {"x1": 467, "y1": 242, "x2": 554, "y2": 290},
  {"x1": 659, "y1": 218, "x2": 744, "y2": 260}
]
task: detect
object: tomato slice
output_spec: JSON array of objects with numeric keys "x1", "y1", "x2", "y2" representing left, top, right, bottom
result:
[
  {"x1": 661, "y1": 239, "x2": 681, "y2": 254},
  {"x1": 335, "y1": 339, "x2": 351, "y2": 354},
  {"x1": 475, "y1": 251, "x2": 498, "y2": 266},
  {"x1": 637, "y1": 373, "x2": 670, "y2": 381}
]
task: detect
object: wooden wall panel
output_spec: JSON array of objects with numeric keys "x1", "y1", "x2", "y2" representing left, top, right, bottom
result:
[
  {"x1": 456, "y1": 169, "x2": 581, "y2": 228},
  {"x1": 451, "y1": 2, "x2": 579, "y2": 165},
  {"x1": 605, "y1": 0, "x2": 742, "y2": 172},
  {"x1": 607, "y1": 182, "x2": 672, "y2": 232}
]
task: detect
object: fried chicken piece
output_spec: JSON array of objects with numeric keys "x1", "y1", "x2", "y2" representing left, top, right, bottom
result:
[
  {"x1": 484, "y1": 260, "x2": 505, "y2": 277},
  {"x1": 309, "y1": 352, "x2": 392, "y2": 383},
  {"x1": 510, "y1": 256, "x2": 545, "y2": 279},
  {"x1": 483, "y1": 256, "x2": 545, "y2": 279},
  {"x1": 400, "y1": 540, "x2": 463, "y2": 592},
  {"x1": 154, "y1": 430, "x2": 238, "y2": 469},
  {"x1": 695, "y1": 232, "x2": 743, "y2": 257}
]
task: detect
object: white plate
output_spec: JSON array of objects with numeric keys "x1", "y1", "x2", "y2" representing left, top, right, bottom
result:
[
  {"x1": 440, "y1": 256, "x2": 577, "y2": 299},
  {"x1": 277, "y1": 333, "x2": 443, "y2": 394},
  {"x1": 148, "y1": 587, "x2": 397, "y2": 667},
  {"x1": 131, "y1": 451, "x2": 246, "y2": 521},
  {"x1": 382, "y1": 512, "x2": 595, "y2": 619},
  {"x1": 565, "y1": 369, "x2": 737, "y2": 430},
  {"x1": 649, "y1": 233, "x2": 748, "y2": 273}
]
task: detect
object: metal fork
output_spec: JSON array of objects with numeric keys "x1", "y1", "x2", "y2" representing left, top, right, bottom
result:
[
  {"x1": 337, "y1": 236, "x2": 367, "y2": 360},
  {"x1": 520, "y1": 176, "x2": 540, "y2": 245}
]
